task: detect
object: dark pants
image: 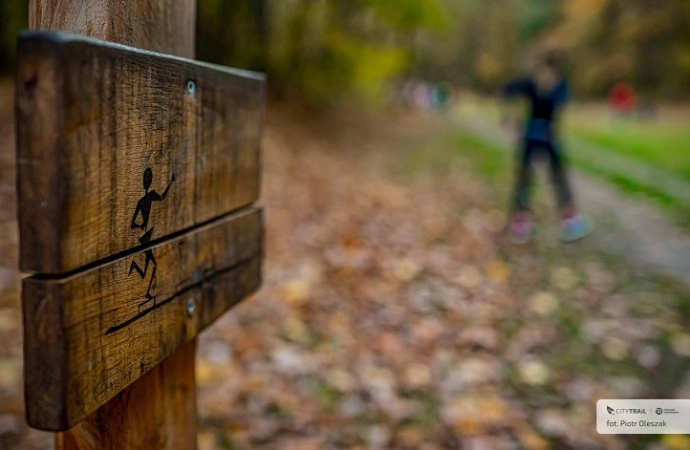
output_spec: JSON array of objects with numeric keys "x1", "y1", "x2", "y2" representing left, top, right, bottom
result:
[{"x1": 511, "y1": 138, "x2": 574, "y2": 214}]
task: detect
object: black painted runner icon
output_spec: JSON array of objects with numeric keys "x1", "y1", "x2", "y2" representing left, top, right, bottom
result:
[{"x1": 128, "y1": 168, "x2": 175, "y2": 312}]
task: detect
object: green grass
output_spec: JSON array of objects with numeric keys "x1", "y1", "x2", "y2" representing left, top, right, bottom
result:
[{"x1": 565, "y1": 111, "x2": 690, "y2": 181}]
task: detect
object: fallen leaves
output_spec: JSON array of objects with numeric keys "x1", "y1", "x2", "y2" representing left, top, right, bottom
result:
[
  {"x1": 528, "y1": 291, "x2": 560, "y2": 316},
  {"x1": 485, "y1": 260, "x2": 511, "y2": 284},
  {"x1": 280, "y1": 280, "x2": 312, "y2": 307},
  {"x1": 442, "y1": 394, "x2": 511, "y2": 435},
  {"x1": 457, "y1": 325, "x2": 500, "y2": 351},
  {"x1": 516, "y1": 357, "x2": 552, "y2": 386},
  {"x1": 550, "y1": 266, "x2": 579, "y2": 291},
  {"x1": 635, "y1": 344, "x2": 662, "y2": 368},
  {"x1": 517, "y1": 426, "x2": 551, "y2": 450},
  {"x1": 403, "y1": 362, "x2": 433, "y2": 388},
  {"x1": 442, "y1": 357, "x2": 503, "y2": 392},
  {"x1": 663, "y1": 434, "x2": 690, "y2": 450},
  {"x1": 391, "y1": 258, "x2": 423, "y2": 282},
  {"x1": 601, "y1": 336, "x2": 630, "y2": 361},
  {"x1": 671, "y1": 333, "x2": 690, "y2": 358},
  {"x1": 2, "y1": 103, "x2": 690, "y2": 449},
  {"x1": 456, "y1": 265, "x2": 483, "y2": 290}
]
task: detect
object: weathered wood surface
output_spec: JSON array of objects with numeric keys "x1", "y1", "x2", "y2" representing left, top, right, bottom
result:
[
  {"x1": 24, "y1": 207, "x2": 262, "y2": 431},
  {"x1": 54, "y1": 340, "x2": 197, "y2": 450},
  {"x1": 16, "y1": 31, "x2": 265, "y2": 274},
  {"x1": 30, "y1": 0, "x2": 196, "y2": 59},
  {"x1": 22, "y1": 1, "x2": 265, "y2": 447}
]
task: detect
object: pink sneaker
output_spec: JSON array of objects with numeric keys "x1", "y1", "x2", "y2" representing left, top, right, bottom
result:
[{"x1": 508, "y1": 212, "x2": 533, "y2": 244}]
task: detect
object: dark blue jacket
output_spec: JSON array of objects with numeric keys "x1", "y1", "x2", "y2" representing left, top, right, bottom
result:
[{"x1": 503, "y1": 78, "x2": 569, "y2": 142}]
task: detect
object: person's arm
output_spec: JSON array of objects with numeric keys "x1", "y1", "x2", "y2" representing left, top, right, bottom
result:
[
  {"x1": 553, "y1": 81, "x2": 569, "y2": 108},
  {"x1": 502, "y1": 78, "x2": 531, "y2": 98},
  {"x1": 500, "y1": 79, "x2": 530, "y2": 142}
]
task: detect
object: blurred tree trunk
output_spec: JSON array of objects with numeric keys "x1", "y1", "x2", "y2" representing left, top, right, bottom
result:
[
  {"x1": 249, "y1": 0, "x2": 268, "y2": 71},
  {"x1": 197, "y1": 0, "x2": 269, "y2": 72},
  {"x1": 284, "y1": 0, "x2": 318, "y2": 89},
  {"x1": 0, "y1": 0, "x2": 29, "y2": 72},
  {"x1": 632, "y1": 0, "x2": 672, "y2": 95}
]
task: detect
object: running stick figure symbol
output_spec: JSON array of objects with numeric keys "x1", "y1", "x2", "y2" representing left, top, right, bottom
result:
[{"x1": 128, "y1": 168, "x2": 175, "y2": 311}]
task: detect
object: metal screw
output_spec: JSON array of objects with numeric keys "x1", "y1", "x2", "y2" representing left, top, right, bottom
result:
[
  {"x1": 186, "y1": 297, "x2": 196, "y2": 316},
  {"x1": 186, "y1": 80, "x2": 196, "y2": 95}
]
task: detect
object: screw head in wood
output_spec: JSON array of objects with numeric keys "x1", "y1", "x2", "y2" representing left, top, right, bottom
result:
[
  {"x1": 186, "y1": 297, "x2": 196, "y2": 316},
  {"x1": 187, "y1": 80, "x2": 196, "y2": 95}
]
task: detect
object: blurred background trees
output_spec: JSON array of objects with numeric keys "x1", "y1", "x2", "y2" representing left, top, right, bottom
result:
[
  {"x1": 0, "y1": 1, "x2": 28, "y2": 73},
  {"x1": 1, "y1": 0, "x2": 689, "y2": 101},
  {"x1": 197, "y1": 0, "x2": 448, "y2": 101},
  {"x1": 195, "y1": 0, "x2": 690, "y2": 101}
]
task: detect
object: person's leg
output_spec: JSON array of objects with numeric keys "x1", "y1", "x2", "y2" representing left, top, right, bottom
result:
[
  {"x1": 511, "y1": 139, "x2": 536, "y2": 214},
  {"x1": 545, "y1": 141, "x2": 591, "y2": 240},
  {"x1": 544, "y1": 140, "x2": 575, "y2": 216},
  {"x1": 508, "y1": 140, "x2": 535, "y2": 243}
]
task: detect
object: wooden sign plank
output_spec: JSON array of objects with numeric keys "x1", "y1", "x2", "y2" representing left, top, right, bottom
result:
[
  {"x1": 16, "y1": 31, "x2": 265, "y2": 275},
  {"x1": 23, "y1": 207, "x2": 262, "y2": 431}
]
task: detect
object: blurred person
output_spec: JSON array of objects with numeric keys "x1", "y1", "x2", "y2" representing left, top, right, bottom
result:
[
  {"x1": 431, "y1": 82, "x2": 454, "y2": 111},
  {"x1": 413, "y1": 81, "x2": 432, "y2": 110},
  {"x1": 502, "y1": 50, "x2": 590, "y2": 244},
  {"x1": 609, "y1": 81, "x2": 637, "y2": 119}
]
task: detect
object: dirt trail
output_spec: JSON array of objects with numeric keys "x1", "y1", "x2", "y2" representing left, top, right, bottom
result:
[{"x1": 459, "y1": 114, "x2": 690, "y2": 287}]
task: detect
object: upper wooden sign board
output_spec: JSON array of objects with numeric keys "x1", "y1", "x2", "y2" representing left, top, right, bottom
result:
[{"x1": 16, "y1": 31, "x2": 265, "y2": 274}]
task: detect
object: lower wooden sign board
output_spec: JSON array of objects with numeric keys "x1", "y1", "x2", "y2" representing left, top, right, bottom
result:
[{"x1": 23, "y1": 207, "x2": 263, "y2": 431}]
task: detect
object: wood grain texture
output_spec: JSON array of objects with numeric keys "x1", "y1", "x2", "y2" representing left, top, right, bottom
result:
[
  {"x1": 29, "y1": 0, "x2": 196, "y2": 59},
  {"x1": 14, "y1": 35, "x2": 63, "y2": 271},
  {"x1": 54, "y1": 340, "x2": 197, "y2": 450},
  {"x1": 24, "y1": 207, "x2": 262, "y2": 431},
  {"x1": 16, "y1": 31, "x2": 265, "y2": 274}
]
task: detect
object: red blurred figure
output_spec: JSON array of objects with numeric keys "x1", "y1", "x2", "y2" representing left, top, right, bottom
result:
[{"x1": 609, "y1": 81, "x2": 637, "y2": 118}]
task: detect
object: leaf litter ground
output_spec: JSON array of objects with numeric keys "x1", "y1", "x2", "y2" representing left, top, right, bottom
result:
[
  {"x1": 195, "y1": 105, "x2": 690, "y2": 450},
  {"x1": 0, "y1": 93, "x2": 689, "y2": 449}
]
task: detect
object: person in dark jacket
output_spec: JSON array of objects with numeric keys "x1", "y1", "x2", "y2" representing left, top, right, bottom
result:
[{"x1": 502, "y1": 50, "x2": 590, "y2": 243}]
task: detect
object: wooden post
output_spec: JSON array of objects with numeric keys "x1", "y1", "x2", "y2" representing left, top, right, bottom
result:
[
  {"x1": 18, "y1": 2, "x2": 265, "y2": 450},
  {"x1": 30, "y1": 4, "x2": 200, "y2": 448},
  {"x1": 29, "y1": 0, "x2": 196, "y2": 59}
]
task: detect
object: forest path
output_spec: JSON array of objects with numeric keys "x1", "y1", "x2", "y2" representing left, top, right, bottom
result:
[{"x1": 458, "y1": 113, "x2": 690, "y2": 287}]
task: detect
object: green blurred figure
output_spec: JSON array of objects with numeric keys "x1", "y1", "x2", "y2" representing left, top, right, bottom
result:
[{"x1": 431, "y1": 82, "x2": 454, "y2": 111}]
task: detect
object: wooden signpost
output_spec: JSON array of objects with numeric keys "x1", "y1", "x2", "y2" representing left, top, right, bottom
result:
[{"x1": 17, "y1": 1, "x2": 265, "y2": 449}]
